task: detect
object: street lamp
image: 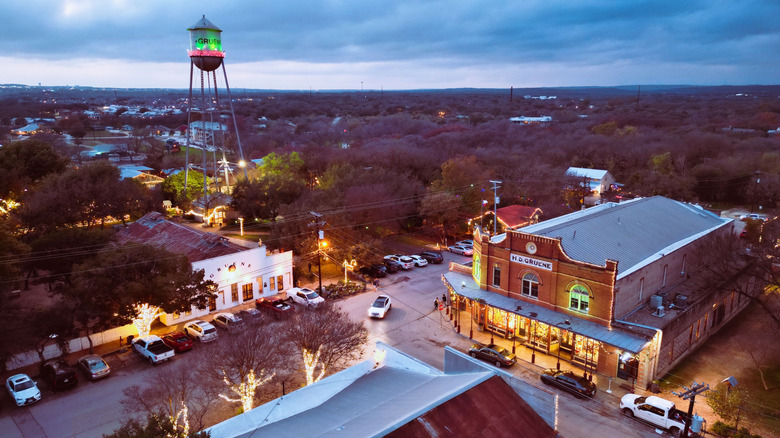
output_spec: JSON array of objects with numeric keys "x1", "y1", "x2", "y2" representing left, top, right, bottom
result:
[
  {"x1": 530, "y1": 320, "x2": 536, "y2": 364},
  {"x1": 317, "y1": 239, "x2": 327, "y2": 294},
  {"x1": 238, "y1": 217, "x2": 244, "y2": 236}
]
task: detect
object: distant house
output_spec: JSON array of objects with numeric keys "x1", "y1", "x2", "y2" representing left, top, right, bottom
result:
[
  {"x1": 11, "y1": 123, "x2": 39, "y2": 135},
  {"x1": 114, "y1": 212, "x2": 294, "y2": 326},
  {"x1": 118, "y1": 165, "x2": 164, "y2": 187},
  {"x1": 565, "y1": 167, "x2": 616, "y2": 196},
  {"x1": 510, "y1": 115, "x2": 552, "y2": 125},
  {"x1": 151, "y1": 125, "x2": 171, "y2": 136},
  {"x1": 206, "y1": 342, "x2": 557, "y2": 438},
  {"x1": 189, "y1": 121, "x2": 227, "y2": 145},
  {"x1": 472, "y1": 205, "x2": 543, "y2": 233}
]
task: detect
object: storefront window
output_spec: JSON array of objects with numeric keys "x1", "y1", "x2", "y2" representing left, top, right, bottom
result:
[
  {"x1": 522, "y1": 273, "x2": 539, "y2": 298},
  {"x1": 569, "y1": 285, "x2": 589, "y2": 313}
]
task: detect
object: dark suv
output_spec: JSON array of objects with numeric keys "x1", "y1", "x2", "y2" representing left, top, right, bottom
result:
[
  {"x1": 419, "y1": 251, "x2": 444, "y2": 264},
  {"x1": 358, "y1": 264, "x2": 388, "y2": 278},
  {"x1": 39, "y1": 359, "x2": 78, "y2": 390},
  {"x1": 383, "y1": 259, "x2": 402, "y2": 273}
]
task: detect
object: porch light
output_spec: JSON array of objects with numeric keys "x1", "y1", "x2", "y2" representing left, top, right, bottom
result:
[{"x1": 228, "y1": 263, "x2": 237, "y2": 272}]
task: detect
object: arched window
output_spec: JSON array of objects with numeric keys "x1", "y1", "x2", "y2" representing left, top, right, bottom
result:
[
  {"x1": 521, "y1": 273, "x2": 539, "y2": 298},
  {"x1": 569, "y1": 284, "x2": 589, "y2": 313}
]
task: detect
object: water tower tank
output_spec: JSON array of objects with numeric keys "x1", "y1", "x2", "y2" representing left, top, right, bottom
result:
[{"x1": 187, "y1": 15, "x2": 224, "y2": 72}]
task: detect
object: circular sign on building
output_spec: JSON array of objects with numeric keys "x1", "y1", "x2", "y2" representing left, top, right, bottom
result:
[{"x1": 526, "y1": 241, "x2": 538, "y2": 254}]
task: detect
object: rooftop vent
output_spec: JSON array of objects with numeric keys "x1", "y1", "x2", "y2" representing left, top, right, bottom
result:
[
  {"x1": 674, "y1": 294, "x2": 688, "y2": 308},
  {"x1": 649, "y1": 295, "x2": 663, "y2": 309},
  {"x1": 652, "y1": 306, "x2": 666, "y2": 318}
]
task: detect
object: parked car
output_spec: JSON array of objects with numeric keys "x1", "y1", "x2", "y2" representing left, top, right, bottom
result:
[
  {"x1": 77, "y1": 354, "x2": 111, "y2": 380},
  {"x1": 213, "y1": 312, "x2": 245, "y2": 331},
  {"x1": 408, "y1": 255, "x2": 428, "y2": 267},
  {"x1": 161, "y1": 331, "x2": 194, "y2": 353},
  {"x1": 383, "y1": 255, "x2": 414, "y2": 270},
  {"x1": 740, "y1": 213, "x2": 765, "y2": 221},
  {"x1": 358, "y1": 264, "x2": 388, "y2": 278},
  {"x1": 620, "y1": 394, "x2": 690, "y2": 437},
  {"x1": 132, "y1": 335, "x2": 176, "y2": 364},
  {"x1": 256, "y1": 297, "x2": 293, "y2": 318},
  {"x1": 383, "y1": 258, "x2": 402, "y2": 273},
  {"x1": 6, "y1": 374, "x2": 41, "y2": 407},
  {"x1": 419, "y1": 251, "x2": 444, "y2": 264},
  {"x1": 540, "y1": 369, "x2": 597, "y2": 398},
  {"x1": 39, "y1": 359, "x2": 78, "y2": 390},
  {"x1": 184, "y1": 320, "x2": 219, "y2": 342},
  {"x1": 455, "y1": 239, "x2": 474, "y2": 247},
  {"x1": 449, "y1": 245, "x2": 474, "y2": 256},
  {"x1": 368, "y1": 295, "x2": 392, "y2": 319},
  {"x1": 286, "y1": 287, "x2": 325, "y2": 306},
  {"x1": 468, "y1": 343, "x2": 516, "y2": 367}
]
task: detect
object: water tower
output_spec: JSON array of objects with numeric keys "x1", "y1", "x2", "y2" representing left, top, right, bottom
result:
[{"x1": 184, "y1": 15, "x2": 247, "y2": 224}]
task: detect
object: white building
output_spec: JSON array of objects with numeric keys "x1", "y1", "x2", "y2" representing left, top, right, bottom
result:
[
  {"x1": 565, "y1": 167, "x2": 617, "y2": 195},
  {"x1": 114, "y1": 212, "x2": 293, "y2": 325}
]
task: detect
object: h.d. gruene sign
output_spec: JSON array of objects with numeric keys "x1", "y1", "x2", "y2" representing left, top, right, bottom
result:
[{"x1": 510, "y1": 253, "x2": 553, "y2": 271}]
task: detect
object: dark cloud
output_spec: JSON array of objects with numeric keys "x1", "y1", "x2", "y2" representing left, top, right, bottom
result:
[{"x1": 3, "y1": 0, "x2": 778, "y2": 87}]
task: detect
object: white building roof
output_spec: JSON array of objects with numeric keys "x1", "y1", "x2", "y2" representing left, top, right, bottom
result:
[{"x1": 565, "y1": 167, "x2": 609, "y2": 180}]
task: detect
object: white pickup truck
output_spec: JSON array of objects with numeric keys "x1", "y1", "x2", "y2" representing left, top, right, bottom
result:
[
  {"x1": 620, "y1": 394, "x2": 690, "y2": 437},
  {"x1": 132, "y1": 335, "x2": 175, "y2": 365},
  {"x1": 286, "y1": 287, "x2": 324, "y2": 306}
]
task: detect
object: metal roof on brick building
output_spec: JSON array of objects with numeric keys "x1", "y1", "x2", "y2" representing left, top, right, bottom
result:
[
  {"x1": 520, "y1": 196, "x2": 732, "y2": 279},
  {"x1": 114, "y1": 212, "x2": 245, "y2": 263}
]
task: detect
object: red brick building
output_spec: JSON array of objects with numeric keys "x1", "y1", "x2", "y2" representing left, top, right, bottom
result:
[{"x1": 443, "y1": 196, "x2": 749, "y2": 389}]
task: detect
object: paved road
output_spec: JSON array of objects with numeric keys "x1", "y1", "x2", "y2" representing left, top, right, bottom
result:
[{"x1": 0, "y1": 250, "x2": 669, "y2": 437}]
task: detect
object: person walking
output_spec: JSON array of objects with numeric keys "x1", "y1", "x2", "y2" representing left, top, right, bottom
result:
[{"x1": 434, "y1": 297, "x2": 439, "y2": 311}]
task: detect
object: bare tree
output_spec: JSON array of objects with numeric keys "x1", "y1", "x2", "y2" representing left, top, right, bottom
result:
[
  {"x1": 691, "y1": 226, "x2": 780, "y2": 329},
  {"x1": 120, "y1": 355, "x2": 219, "y2": 434},
  {"x1": 284, "y1": 303, "x2": 368, "y2": 385},
  {"x1": 201, "y1": 317, "x2": 287, "y2": 413}
]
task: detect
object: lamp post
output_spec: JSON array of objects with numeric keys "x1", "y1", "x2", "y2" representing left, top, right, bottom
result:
[
  {"x1": 469, "y1": 300, "x2": 474, "y2": 339},
  {"x1": 238, "y1": 217, "x2": 244, "y2": 236},
  {"x1": 530, "y1": 320, "x2": 536, "y2": 364},
  {"x1": 317, "y1": 240, "x2": 327, "y2": 294}
]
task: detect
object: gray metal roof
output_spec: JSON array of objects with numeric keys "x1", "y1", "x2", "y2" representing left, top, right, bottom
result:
[
  {"x1": 238, "y1": 367, "x2": 492, "y2": 438},
  {"x1": 188, "y1": 15, "x2": 221, "y2": 31},
  {"x1": 444, "y1": 272, "x2": 651, "y2": 353},
  {"x1": 521, "y1": 196, "x2": 731, "y2": 278}
]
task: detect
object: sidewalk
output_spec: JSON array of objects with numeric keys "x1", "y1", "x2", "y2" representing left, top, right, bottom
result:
[{"x1": 440, "y1": 305, "x2": 640, "y2": 402}]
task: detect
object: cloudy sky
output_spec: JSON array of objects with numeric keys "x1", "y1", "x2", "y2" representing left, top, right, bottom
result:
[{"x1": 2, "y1": 0, "x2": 778, "y2": 90}]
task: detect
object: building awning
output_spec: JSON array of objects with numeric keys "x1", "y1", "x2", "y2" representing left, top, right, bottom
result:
[{"x1": 443, "y1": 271, "x2": 650, "y2": 354}]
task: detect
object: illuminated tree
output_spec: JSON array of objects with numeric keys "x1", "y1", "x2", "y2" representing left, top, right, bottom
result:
[
  {"x1": 203, "y1": 318, "x2": 284, "y2": 412},
  {"x1": 63, "y1": 245, "x2": 215, "y2": 339},
  {"x1": 284, "y1": 303, "x2": 368, "y2": 386},
  {"x1": 121, "y1": 356, "x2": 219, "y2": 434}
]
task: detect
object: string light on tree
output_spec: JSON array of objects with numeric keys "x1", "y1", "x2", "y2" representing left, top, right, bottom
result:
[
  {"x1": 302, "y1": 347, "x2": 326, "y2": 386},
  {"x1": 132, "y1": 303, "x2": 162, "y2": 337},
  {"x1": 218, "y1": 369, "x2": 274, "y2": 413}
]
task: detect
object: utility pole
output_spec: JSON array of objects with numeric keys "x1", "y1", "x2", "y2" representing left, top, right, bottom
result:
[
  {"x1": 751, "y1": 171, "x2": 760, "y2": 213},
  {"x1": 672, "y1": 381, "x2": 709, "y2": 438},
  {"x1": 490, "y1": 180, "x2": 502, "y2": 235},
  {"x1": 309, "y1": 212, "x2": 326, "y2": 293}
]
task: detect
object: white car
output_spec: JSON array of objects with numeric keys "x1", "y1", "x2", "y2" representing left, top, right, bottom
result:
[
  {"x1": 184, "y1": 320, "x2": 218, "y2": 342},
  {"x1": 6, "y1": 374, "x2": 42, "y2": 407},
  {"x1": 449, "y1": 245, "x2": 474, "y2": 256},
  {"x1": 383, "y1": 255, "x2": 414, "y2": 270},
  {"x1": 287, "y1": 287, "x2": 325, "y2": 306},
  {"x1": 212, "y1": 312, "x2": 245, "y2": 331},
  {"x1": 408, "y1": 255, "x2": 428, "y2": 267},
  {"x1": 368, "y1": 295, "x2": 392, "y2": 318},
  {"x1": 455, "y1": 240, "x2": 474, "y2": 247}
]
